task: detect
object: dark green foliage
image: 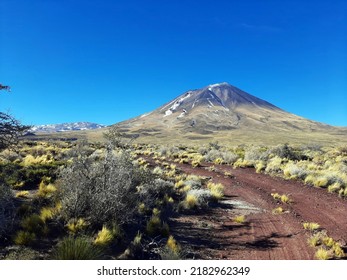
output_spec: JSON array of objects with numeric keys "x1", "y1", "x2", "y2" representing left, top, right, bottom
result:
[
  {"x1": 21, "y1": 214, "x2": 46, "y2": 237},
  {"x1": 0, "y1": 183, "x2": 15, "y2": 239},
  {"x1": 269, "y1": 144, "x2": 303, "y2": 161},
  {"x1": 52, "y1": 236, "x2": 104, "y2": 260},
  {"x1": 0, "y1": 162, "x2": 59, "y2": 189}
]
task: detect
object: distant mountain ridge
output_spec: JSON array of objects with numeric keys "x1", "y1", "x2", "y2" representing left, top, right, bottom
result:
[{"x1": 30, "y1": 122, "x2": 106, "y2": 133}]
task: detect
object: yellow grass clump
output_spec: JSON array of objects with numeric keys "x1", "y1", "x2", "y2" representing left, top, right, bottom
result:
[
  {"x1": 271, "y1": 193, "x2": 281, "y2": 200},
  {"x1": 67, "y1": 218, "x2": 88, "y2": 234},
  {"x1": 280, "y1": 194, "x2": 291, "y2": 204},
  {"x1": 303, "y1": 222, "x2": 320, "y2": 231},
  {"x1": 265, "y1": 156, "x2": 283, "y2": 173},
  {"x1": 322, "y1": 236, "x2": 335, "y2": 248},
  {"x1": 315, "y1": 247, "x2": 331, "y2": 260},
  {"x1": 255, "y1": 161, "x2": 266, "y2": 173},
  {"x1": 94, "y1": 225, "x2": 115, "y2": 246},
  {"x1": 166, "y1": 235, "x2": 181, "y2": 254},
  {"x1": 272, "y1": 207, "x2": 284, "y2": 215},
  {"x1": 22, "y1": 154, "x2": 52, "y2": 166},
  {"x1": 39, "y1": 207, "x2": 56, "y2": 222},
  {"x1": 314, "y1": 176, "x2": 329, "y2": 188},
  {"x1": 233, "y1": 215, "x2": 246, "y2": 224},
  {"x1": 307, "y1": 234, "x2": 321, "y2": 247},
  {"x1": 37, "y1": 181, "x2": 57, "y2": 198},
  {"x1": 271, "y1": 193, "x2": 291, "y2": 204},
  {"x1": 333, "y1": 244, "x2": 345, "y2": 258},
  {"x1": 184, "y1": 194, "x2": 198, "y2": 209},
  {"x1": 15, "y1": 191, "x2": 30, "y2": 198},
  {"x1": 174, "y1": 180, "x2": 185, "y2": 189},
  {"x1": 207, "y1": 182, "x2": 224, "y2": 200}
]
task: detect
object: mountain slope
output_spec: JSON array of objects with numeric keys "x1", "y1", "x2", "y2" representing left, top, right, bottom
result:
[{"x1": 115, "y1": 82, "x2": 346, "y2": 145}]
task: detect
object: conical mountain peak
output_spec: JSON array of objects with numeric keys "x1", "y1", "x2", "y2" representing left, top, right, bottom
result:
[
  {"x1": 158, "y1": 83, "x2": 279, "y2": 117},
  {"x1": 117, "y1": 83, "x2": 336, "y2": 144}
]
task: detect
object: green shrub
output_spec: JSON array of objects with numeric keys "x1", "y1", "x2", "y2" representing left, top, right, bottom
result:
[
  {"x1": 52, "y1": 236, "x2": 104, "y2": 260},
  {"x1": 13, "y1": 230, "x2": 36, "y2": 245},
  {"x1": 21, "y1": 214, "x2": 46, "y2": 236},
  {"x1": 146, "y1": 215, "x2": 162, "y2": 236},
  {"x1": 269, "y1": 144, "x2": 300, "y2": 161}
]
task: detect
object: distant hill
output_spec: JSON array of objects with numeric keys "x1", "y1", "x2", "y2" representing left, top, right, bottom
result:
[{"x1": 30, "y1": 122, "x2": 106, "y2": 133}]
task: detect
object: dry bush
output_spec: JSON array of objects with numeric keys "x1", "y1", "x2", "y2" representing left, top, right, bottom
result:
[
  {"x1": 265, "y1": 156, "x2": 283, "y2": 173},
  {"x1": 269, "y1": 144, "x2": 301, "y2": 161},
  {"x1": 204, "y1": 149, "x2": 238, "y2": 164},
  {"x1": 283, "y1": 163, "x2": 307, "y2": 179},
  {"x1": 244, "y1": 146, "x2": 268, "y2": 162},
  {"x1": 137, "y1": 178, "x2": 174, "y2": 210},
  {"x1": 58, "y1": 145, "x2": 150, "y2": 228},
  {"x1": 182, "y1": 189, "x2": 212, "y2": 209}
]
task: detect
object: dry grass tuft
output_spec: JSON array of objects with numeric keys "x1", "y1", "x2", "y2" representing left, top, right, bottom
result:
[
  {"x1": 303, "y1": 222, "x2": 320, "y2": 231},
  {"x1": 315, "y1": 247, "x2": 331, "y2": 260},
  {"x1": 233, "y1": 215, "x2": 246, "y2": 224}
]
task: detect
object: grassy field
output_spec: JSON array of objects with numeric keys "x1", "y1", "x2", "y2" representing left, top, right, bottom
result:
[{"x1": 24, "y1": 124, "x2": 347, "y2": 147}]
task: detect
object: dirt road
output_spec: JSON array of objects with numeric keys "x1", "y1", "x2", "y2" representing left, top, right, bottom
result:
[{"x1": 145, "y1": 156, "x2": 347, "y2": 259}]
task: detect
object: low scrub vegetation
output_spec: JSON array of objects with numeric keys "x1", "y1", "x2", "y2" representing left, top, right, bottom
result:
[
  {"x1": 305, "y1": 230, "x2": 345, "y2": 260},
  {"x1": 1, "y1": 136, "x2": 346, "y2": 260},
  {"x1": 0, "y1": 139, "x2": 190, "y2": 259},
  {"x1": 150, "y1": 143, "x2": 347, "y2": 199}
]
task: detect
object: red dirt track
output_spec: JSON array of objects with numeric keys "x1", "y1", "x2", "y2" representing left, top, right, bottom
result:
[{"x1": 145, "y1": 156, "x2": 347, "y2": 259}]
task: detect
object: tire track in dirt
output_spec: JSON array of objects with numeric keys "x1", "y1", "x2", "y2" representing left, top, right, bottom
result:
[{"x1": 143, "y1": 156, "x2": 346, "y2": 259}]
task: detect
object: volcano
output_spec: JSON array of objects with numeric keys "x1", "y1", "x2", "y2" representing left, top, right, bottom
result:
[{"x1": 114, "y1": 83, "x2": 346, "y2": 145}]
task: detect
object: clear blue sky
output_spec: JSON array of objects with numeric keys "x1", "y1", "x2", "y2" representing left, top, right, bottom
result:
[{"x1": 1, "y1": 0, "x2": 346, "y2": 126}]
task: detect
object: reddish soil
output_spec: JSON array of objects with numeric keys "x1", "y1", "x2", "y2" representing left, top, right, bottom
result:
[{"x1": 144, "y1": 156, "x2": 347, "y2": 260}]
